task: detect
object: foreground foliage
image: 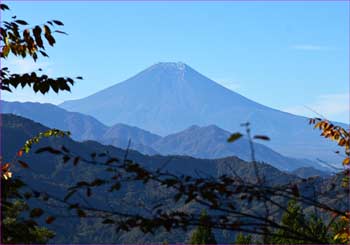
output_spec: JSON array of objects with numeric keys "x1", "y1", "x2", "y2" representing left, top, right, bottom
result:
[
  {"x1": 1, "y1": 179, "x2": 54, "y2": 243},
  {"x1": 0, "y1": 3, "x2": 80, "y2": 243},
  {"x1": 310, "y1": 118, "x2": 350, "y2": 242}
]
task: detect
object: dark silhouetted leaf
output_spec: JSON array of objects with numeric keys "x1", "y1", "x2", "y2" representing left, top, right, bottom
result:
[
  {"x1": 15, "y1": 19, "x2": 28, "y2": 25},
  {"x1": 55, "y1": 30, "x2": 68, "y2": 35},
  {"x1": 53, "y1": 20, "x2": 64, "y2": 26},
  {"x1": 39, "y1": 50, "x2": 49, "y2": 57},
  {"x1": 63, "y1": 155, "x2": 70, "y2": 164},
  {"x1": 102, "y1": 219, "x2": 114, "y2": 224},
  {"x1": 227, "y1": 133, "x2": 243, "y2": 143},
  {"x1": 73, "y1": 156, "x2": 80, "y2": 166},
  {"x1": 64, "y1": 190, "x2": 77, "y2": 202},
  {"x1": 86, "y1": 187, "x2": 92, "y2": 197},
  {"x1": 17, "y1": 160, "x2": 29, "y2": 168},
  {"x1": 61, "y1": 145, "x2": 69, "y2": 153},
  {"x1": 291, "y1": 184, "x2": 300, "y2": 197},
  {"x1": 35, "y1": 147, "x2": 61, "y2": 155},
  {"x1": 46, "y1": 216, "x2": 56, "y2": 224},
  {"x1": 30, "y1": 208, "x2": 44, "y2": 218},
  {"x1": 33, "y1": 26, "x2": 43, "y2": 48},
  {"x1": 1, "y1": 4, "x2": 10, "y2": 10},
  {"x1": 77, "y1": 209, "x2": 86, "y2": 217},
  {"x1": 253, "y1": 135, "x2": 270, "y2": 141}
]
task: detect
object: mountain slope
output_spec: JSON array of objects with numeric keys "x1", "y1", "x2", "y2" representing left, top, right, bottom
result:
[
  {"x1": 151, "y1": 125, "x2": 324, "y2": 171},
  {"x1": 99, "y1": 123, "x2": 161, "y2": 155},
  {"x1": 1, "y1": 100, "x2": 108, "y2": 141},
  {"x1": 60, "y1": 62, "x2": 262, "y2": 135},
  {"x1": 291, "y1": 166, "x2": 331, "y2": 178},
  {"x1": 60, "y1": 62, "x2": 345, "y2": 163}
]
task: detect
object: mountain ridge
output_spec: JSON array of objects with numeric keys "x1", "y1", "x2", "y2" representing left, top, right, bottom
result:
[
  {"x1": 2, "y1": 101, "x2": 329, "y2": 171},
  {"x1": 1, "y1": 100, "x2": 108, "y2": 141}
]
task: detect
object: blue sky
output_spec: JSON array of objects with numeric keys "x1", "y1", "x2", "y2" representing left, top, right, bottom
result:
[{"x1": 2, "y1": 1, "x2": 349, "y2": 123}]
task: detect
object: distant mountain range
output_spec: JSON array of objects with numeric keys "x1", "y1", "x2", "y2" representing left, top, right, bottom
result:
[
  {"x1": 3, "y1": 113, "x2": 299, "y2": 181},
  {"x1": 291, "y1": 166, "x2": 331, "y2": 179},
  {"x1": 59, "y1": 62, "x2": 345, "y2": 164},
  {"x1": 2, "y1": 101, "x2": 328, "y2": 171},
  {"x1": 2, "y1": 100, "x2": 107, "y2": 141},
  {"x1": 150, "y1": 124, "x2": 325, "y2": 171},
  {"x1": 2, "y1": 100, "x2": 154, "y2": 148}
]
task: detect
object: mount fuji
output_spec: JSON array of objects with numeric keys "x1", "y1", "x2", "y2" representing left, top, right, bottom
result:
[{"x1": 60, "y1": 62, "x2": 344, "y2": 164}]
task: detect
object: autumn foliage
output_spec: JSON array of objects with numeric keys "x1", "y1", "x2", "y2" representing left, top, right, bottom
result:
[{"x1": 309, "y1": 118, "x2": 350, "y2": 243}]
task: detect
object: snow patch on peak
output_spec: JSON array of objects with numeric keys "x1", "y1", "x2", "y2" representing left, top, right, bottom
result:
[
  {"x1": 152, "y1": 62, "x2": 187, "y2": 70},
  {"x1": 176, "y1": 62, "x2": 186, "y2": 70}
]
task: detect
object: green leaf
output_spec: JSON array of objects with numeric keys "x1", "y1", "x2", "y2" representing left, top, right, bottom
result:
[{"x1": 24, "y1": 145, "x2": 30, "y2": 153}]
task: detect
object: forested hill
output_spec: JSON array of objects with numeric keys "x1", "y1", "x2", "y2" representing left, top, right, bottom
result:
[{"x1": 2, "y1": 113, "x2": 345, "y2": 243}]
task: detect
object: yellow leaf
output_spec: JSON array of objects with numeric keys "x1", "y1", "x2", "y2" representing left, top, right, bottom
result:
[
  {"x1": 343, "y1": 157, "x2": 350, "y2": 166},
  {"x1": 3, "y1": 171, "x2": 12, "y2": 180},
  {"x1": 314, "y1": 121, "x2": 323, "y2": 129},
  {"x1": 340, "y1": 216, "x2": 349, "y2": 222}
]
